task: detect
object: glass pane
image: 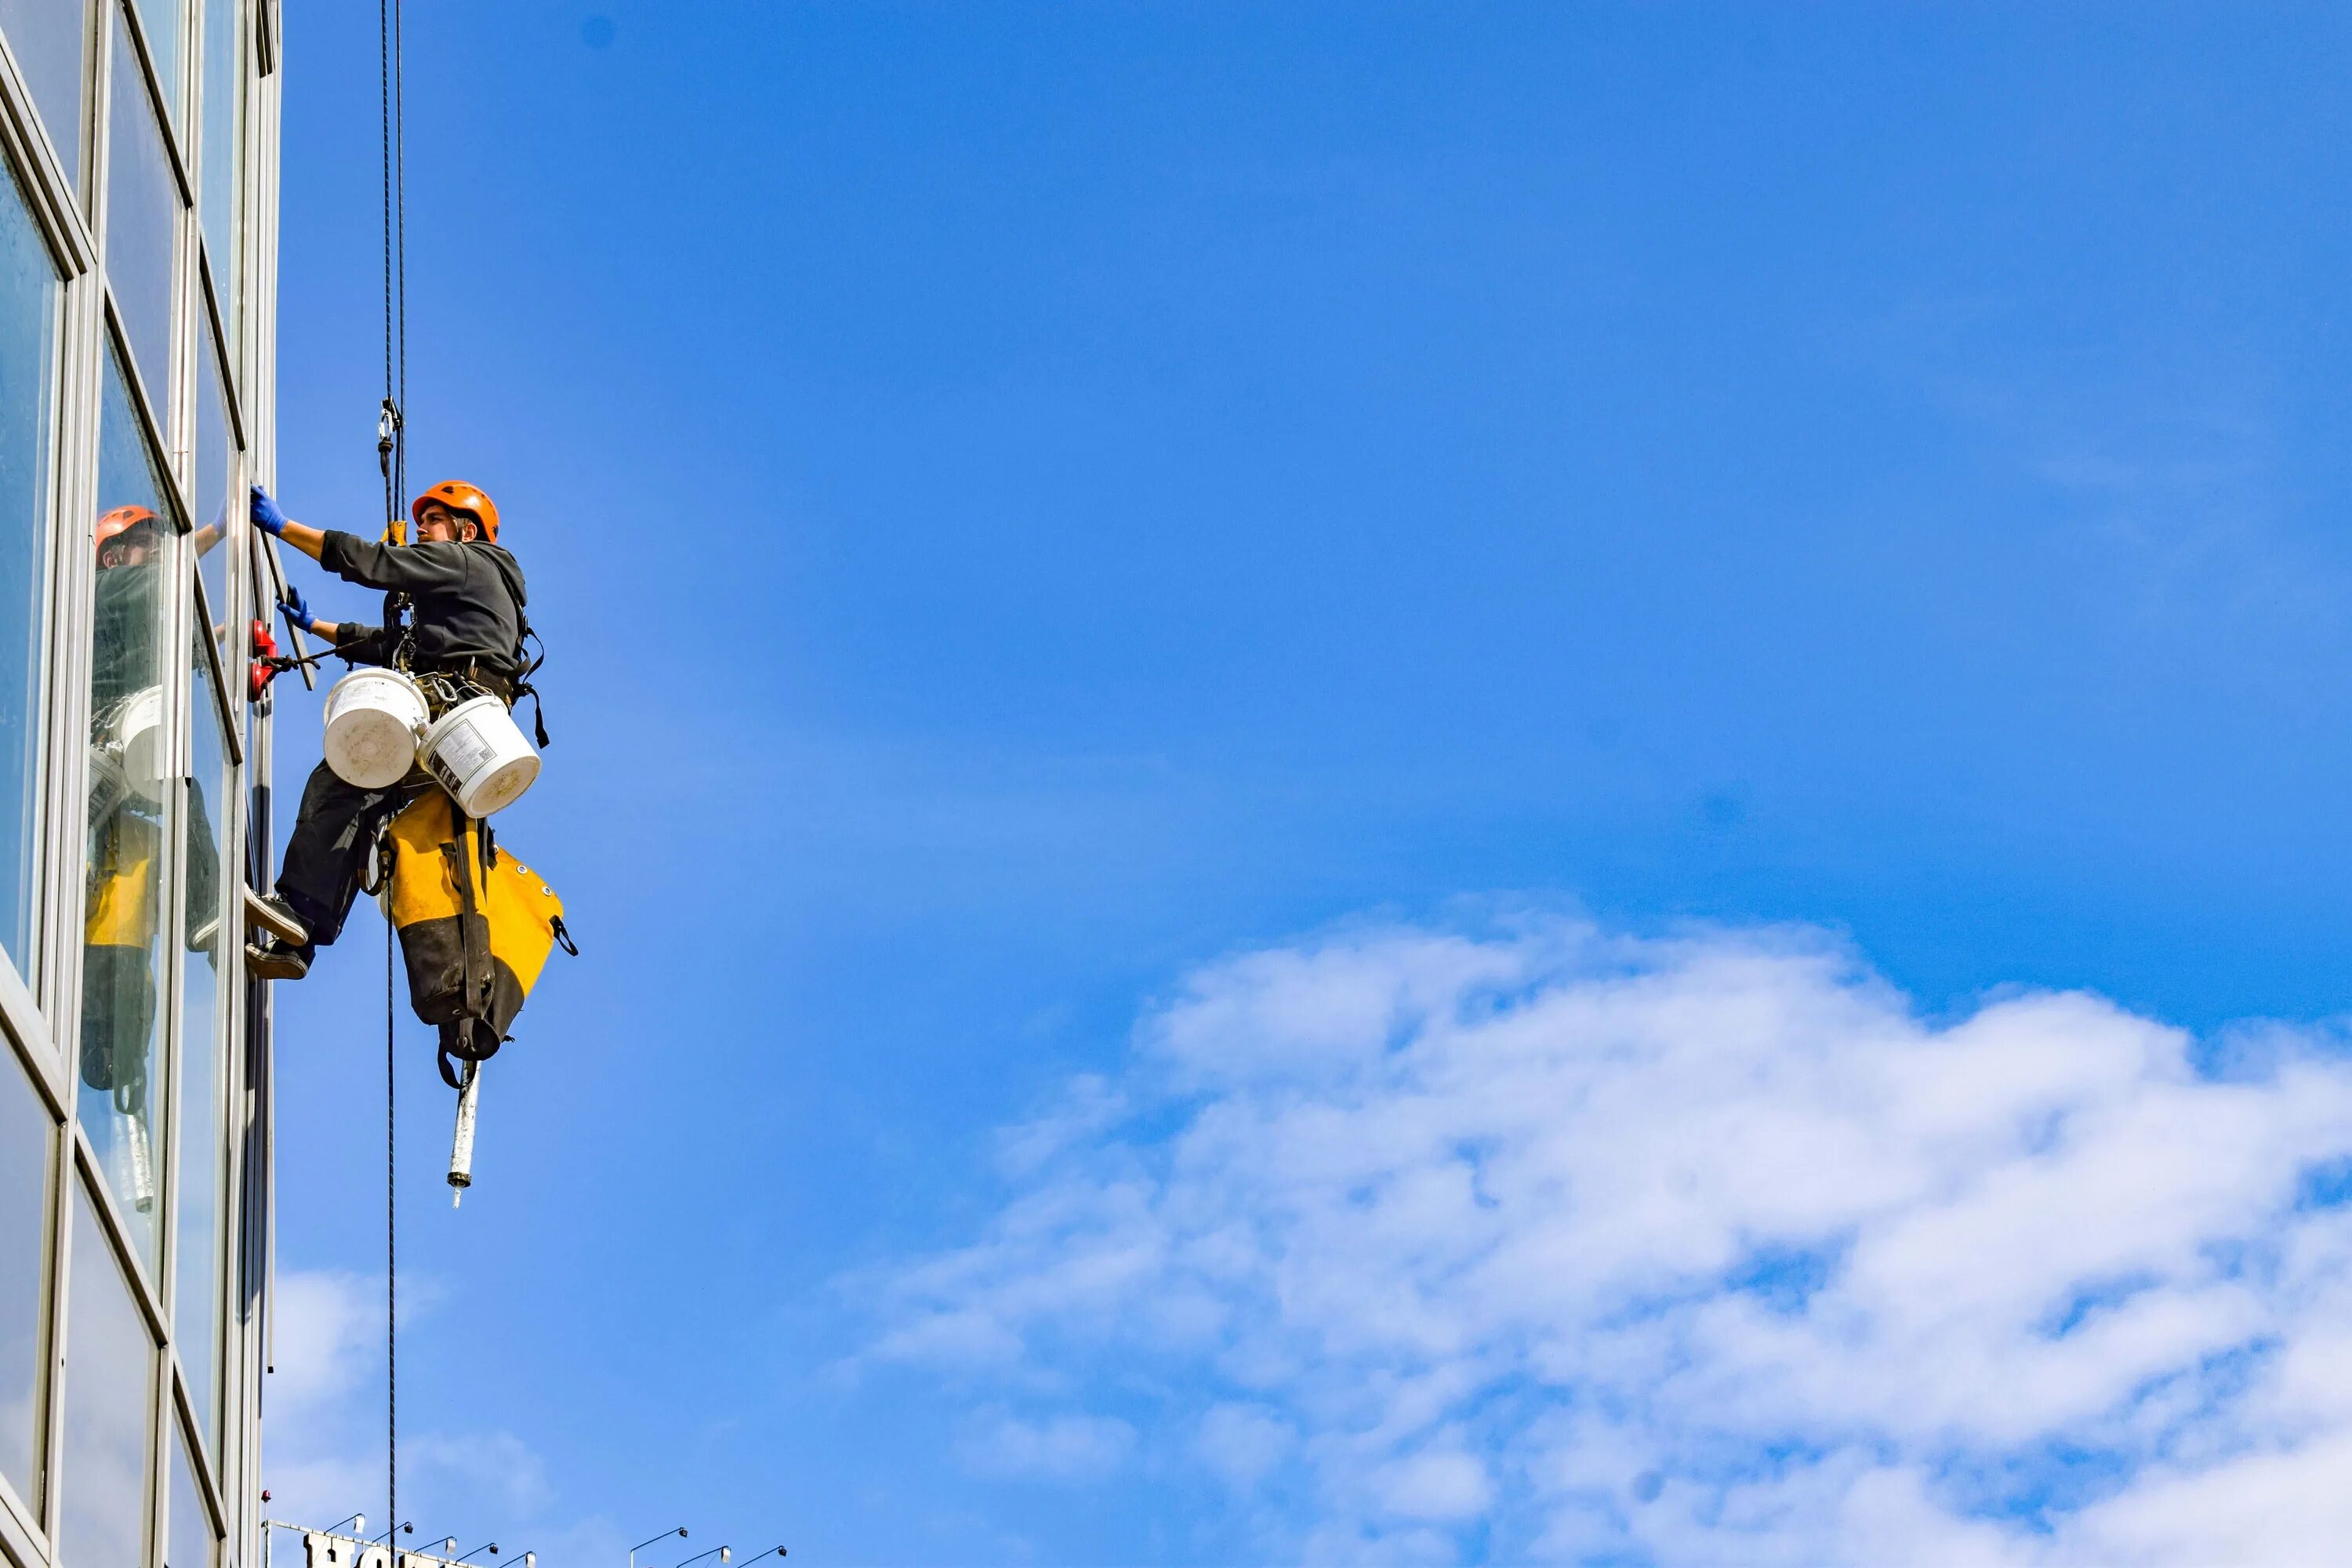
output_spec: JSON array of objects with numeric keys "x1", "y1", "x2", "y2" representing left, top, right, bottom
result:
[
  {"x1": 0, "y1": 1044, "x2": 53, "y2": 1512},
  {"x1": 165, "y1": 1417, "x2": 216, "y2": 1568},
  {"x1": 196, "y1": 0, "x2": 238, "y2": 364},
  {"x1": 192, "y1": 318, "x2": 232, "y2": 671},
  {"x1": 82, "y1": 339, "x2": 176, "y2": 1275},
  {"x1": 0, "y1": 148, "x2": 60, "y2": 980},
  {"x1": 130, "y1": 0, "x2": 179, "y2": 140},
  {"x1": 60, "y1": 1181, "x2": 155, "y2": 1568},
  {"x1": 0, "y1": 0, "x2": 89, "y2": 187},
  {"x1": 106, "y1": 2, "x2": 178, "y2": 416},
  {"x1": 172, "y1": 633, "x2": 227, "y2": 1460}
]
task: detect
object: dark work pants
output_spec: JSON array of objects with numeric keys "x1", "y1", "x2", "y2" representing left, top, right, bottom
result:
[{"x1": 274, "y1": 760, "x2": 420, "y2": 949}]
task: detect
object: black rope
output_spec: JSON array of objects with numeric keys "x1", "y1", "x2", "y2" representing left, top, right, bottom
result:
[
  {"x1": 379, "y1": 0, "x2": 392, "y2": 445},
  {"x1": 385, "y1": 879, "x2": 397, "y2": 1541},
  {"x1": 393, "y1": 0, "x2": 407, "y2": 506},
  {"x1": 378, "y1": 0, "x2": 407, "y2": 1540}
]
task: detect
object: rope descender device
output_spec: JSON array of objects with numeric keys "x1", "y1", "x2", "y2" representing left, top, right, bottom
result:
[{"x1": 377, "y1": 397, "x2": 405, "y2": 544}]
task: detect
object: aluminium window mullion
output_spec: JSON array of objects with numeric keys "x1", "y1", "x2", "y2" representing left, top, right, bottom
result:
[
  {"x1": 0, "y1": 1022, "x2": 60, "y2": 1558},
  {"x1": 0, "y1": 4, "x2": 97, "y2": 1050},
  {"x1": 169, "y1": 571, "x2": 240, "y2": 1491},
  {"x1": 42, "y1": 34, "x2": 113, "y2": 1098},
  {"x1": 195, "y1": 252, "x2": 242, "y2": 449},
  {"x1": 168, "y1": 1363, "x2": 229, "y2": 1551},
  {"x1": 0, "y1": 1448, "x2": 47, "y2": 1568},
  {"x1": 191, "y1": 572, "x2": 241, "y2": 767},
  {"x1": 230, "y1": 12, "x2": 274, "y2": 1565},
  {"x1": 32, "y1": 1127, "x2": 71, "y2": 1550},
  {"x1": 0, "y1": 8, "x2": 100, "y2": 274},
  {"x1": 149, "y1": 531, "x2": 191, "y2": 1334},
  {"x1": 114, "y1": 0, "x2": 194, "y2": 210},
  {"x1": 32, "y1": 9, "x2": 113, "y2": 1548}
]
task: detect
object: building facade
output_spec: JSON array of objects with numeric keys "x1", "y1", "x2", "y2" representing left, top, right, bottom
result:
[{"x1": 0, "y1": 3, "x2": 283, "y2": 1568}]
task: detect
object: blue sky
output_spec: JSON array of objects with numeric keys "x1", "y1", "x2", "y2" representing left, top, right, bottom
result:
[{"x1": 259, "y1": 5, "x2": 2352, "y2": 1563}]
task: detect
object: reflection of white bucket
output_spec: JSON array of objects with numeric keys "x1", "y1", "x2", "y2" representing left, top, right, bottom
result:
[
  {"x1": 323, "y1": 668, "x2": 428, "y2": 789},
  {"x1": 419, "y1": 695, "x2": 539, "y2": 817},
  {"x1": 107, "y1": 686, "x2": 166, "y2": 804}
]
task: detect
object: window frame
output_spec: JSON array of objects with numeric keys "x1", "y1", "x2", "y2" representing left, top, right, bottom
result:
[
  {"x1": 0, "y1": 142, "x2": 68, "y2": 1074},
  {"x1": 0, "y1": 1018, "x2": 61, "y2": 1560},
  {"x1": 56, "y1": 1156, "x2": 165, "y2": 1567},
  {"x1": 0, "y1": 0, "x2": 276, "y2": 1561}
]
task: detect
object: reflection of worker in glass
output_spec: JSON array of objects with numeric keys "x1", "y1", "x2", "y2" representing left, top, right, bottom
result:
[
  {"x1": 245, "y1": 481, "x2": 529, "y2": 982},
  {"x1": 91, "y1": 505, "x2": 164, "y2": 707},
  {"x1": 82, "y1": 506, "x2": 168, "y2": 1207}
]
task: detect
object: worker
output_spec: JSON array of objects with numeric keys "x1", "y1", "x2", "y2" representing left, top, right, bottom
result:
[
  {"x1": 245, "y1": 481, "x2": 529, "y2": 981},
  {"x1": 82, "y1": 506, "x2": 168, "y2": 1101}
]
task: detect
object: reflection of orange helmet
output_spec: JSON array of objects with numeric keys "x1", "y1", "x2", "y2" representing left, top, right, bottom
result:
[
  {"x1": 95, "y1": 506, "x2": 160, "y2": 559},
  {"x1": 410, "y1": 480, "x2": 499, "y2": 542}
]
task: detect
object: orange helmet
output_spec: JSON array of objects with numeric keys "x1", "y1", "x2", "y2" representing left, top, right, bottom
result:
[
  {"x1": 95, "y1": 505, "x2": 160, "y2": 559},
  {"x1": 411, "y1": 480, "x2": 499, "y2": 542}
]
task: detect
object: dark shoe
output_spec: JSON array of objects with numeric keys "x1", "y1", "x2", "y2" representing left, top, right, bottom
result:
[
  {"x1": 245, "y1": 938, "x2": 310, "y2": 981},
  {"x1": 244, "y1": 888, "x2": 309, "y2": 945}
]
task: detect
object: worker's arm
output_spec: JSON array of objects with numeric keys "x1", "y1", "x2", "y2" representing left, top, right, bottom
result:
[
  {"x1": 314, "y1": 532, "x2": 470, "y2": 594},
  {"x1": 278, "y1": 584, "x2": 379, "y2": 660},
  {"x1": 249, "y1": 486, "x2": 330, "y2": 561},
  {"x1": 249, "y1": 485, "x2": 467, "y2": 593},
  {"x1": 275, "y1": 520, "x2": 331, "y2": 562}
]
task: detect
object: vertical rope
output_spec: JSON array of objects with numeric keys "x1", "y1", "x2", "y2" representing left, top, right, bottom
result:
[
  {"x1": 393, "y1": 0, "x2": 407, "y2": 503},
  {"x1": 378, "y1": 0, "x2": 406, "y2": 1541},
  {"x1": 379, "y1": 0, "x2": 392, "y2": 436},
  {"x1": 385, "y1": 888, "x2": 397, "y2": 1541}
]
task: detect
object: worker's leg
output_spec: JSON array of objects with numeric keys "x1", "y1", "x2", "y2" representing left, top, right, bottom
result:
[{"x1": 272, "y1": 761, "x2": 408, "y2": 950}]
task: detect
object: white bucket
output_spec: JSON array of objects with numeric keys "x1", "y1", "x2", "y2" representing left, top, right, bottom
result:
[
  {"x1": 107, "y1": 686, "x2": 167, "y2": 803},
  {"x1": 323, "y1": 667, "x2": 429, "y2": 789},
  {"x1": 419, "y1": 695, "x2": 539, "y2": 817}
]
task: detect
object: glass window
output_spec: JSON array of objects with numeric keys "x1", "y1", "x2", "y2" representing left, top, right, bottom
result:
[
  {"x1": 193, "y1": 316, "x2": 234, "y2": 672},
  {"x1": 173, "y1": 632, "x2": 227, "y2": 1459},
  {"x1": 0, "y1": 1043, "x2": 52, "y2": 1512},
  {"x1": 129, "y1": 0, "x2": 180, "y2": 140},
  {"x1": 82, "y1": 338, "x2": 176, "y2": 1275},
  {"x1": 59, "y1": 1180, "x2": 156, "y2": 1568},
  {"x1": 197, "y1": 0, "x2": 239, "y2": 362},
  {"x1": 165, "y1": 1416, "x2": 216, "y2": 1568},
  {"x1": 106, "y1": 2, "x2": 178, "y2": 416},
  {"x1": 0, "y1": 149, "x2": 60, "y2": 982},
  {"x1": 0, "y1": 0, "x2": 89, "y2": 187}
]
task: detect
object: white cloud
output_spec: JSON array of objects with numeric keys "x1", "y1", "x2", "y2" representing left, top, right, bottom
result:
[
  {"x1": 956, "y1": 1408, "x2": 1137, "y2": 1482},
  {"x1": 1196, "y1": 1402, "x2": 1295, "y2": 1493},
  {"x1": 263, "y1": 1269, "x2": 556, "y2": 1534},
  {"x1": 866, "y1": 914, "x2": 2352, "y2": 1563}
]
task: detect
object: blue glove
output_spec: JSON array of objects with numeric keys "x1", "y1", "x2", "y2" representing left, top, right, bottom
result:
[
  {"x1": 250, "y1": 484, "x2": 289, "y2": 537},
  {"x1": 279, "y1": 584, "x2": 318, "y2": 633}
]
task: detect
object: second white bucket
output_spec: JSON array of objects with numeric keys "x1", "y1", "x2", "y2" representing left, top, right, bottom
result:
[
  {"x1": 322, "y1": 667, "x2": 429, "y2": 789},
  {"x1": 419, "y1": 695, "x2": 539, "y2": 817},
  {"x1": 107, "y1": 685, "x2": 167, "y2": 803}
]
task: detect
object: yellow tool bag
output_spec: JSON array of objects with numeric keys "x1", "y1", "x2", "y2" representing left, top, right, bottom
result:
[
  {"x1": 384, "y1": 789, "x2": 575, "y2": 1085},
  {"x1": 81, "y1": 808, "x2": 160, "y2": 1098}
]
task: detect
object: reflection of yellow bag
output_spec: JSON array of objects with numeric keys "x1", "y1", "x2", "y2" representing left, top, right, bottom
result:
[
  {"x1": 85, "y1": 812, "x2": 160, "y2": 947},
  {"x1": 387, "y1": 791, "x2": 572, "y2": 1079}
]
